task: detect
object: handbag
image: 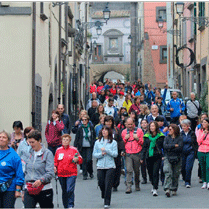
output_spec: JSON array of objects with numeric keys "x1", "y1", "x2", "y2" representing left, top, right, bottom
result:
[
  {"x1": 26, "y1": 182, "x2": 44, "y2": 195},
  {"x1": 168, "y1": 156, "x2": 180, "y2": 165}
]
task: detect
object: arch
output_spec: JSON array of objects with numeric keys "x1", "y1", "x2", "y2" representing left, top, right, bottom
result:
[
  {"x1": 90, "y1": 63, "x2": 130, "y2": 82},
  {"x1": 103, "y1": 29, "x2": 124, "y2": 36}
]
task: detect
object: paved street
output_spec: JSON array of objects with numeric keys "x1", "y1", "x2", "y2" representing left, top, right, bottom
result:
[{"x1": 15, "y1": 135, "x2": 209, "y2": 209}]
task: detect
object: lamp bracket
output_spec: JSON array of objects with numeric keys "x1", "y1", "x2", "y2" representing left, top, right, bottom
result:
[
  {"x1": 181, "y1": 16, "x2": 209, "y2": 27},
  {"x1": 163, "y1": 29, "x2": 181, "y2": 36}
]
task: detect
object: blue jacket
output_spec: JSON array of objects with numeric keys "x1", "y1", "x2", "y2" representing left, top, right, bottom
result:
[
  {"x1": 160, "y1": 126, "x2": 168, "y2": 136},
  {"x1": 93, "y1": 138, "x2": 118, "y2": 169},
  {"x1": 166, "y1": 98, "x2": 185, "y2": 118},
  {"x1": 181, "y1": 130, "x2": 197, "y2": 154},
  {"x1": 135, "y1": 91, "x2": 141, "y2": 96},
  {"x1": 0, "y1": 147, "x2": 24, "y2": 191},
  {"x1": 147, "y1": 114, "x2": 168, "y2": 127},
  {"x1": 95, "y1": 124, "x2": 103, "y2": 138},
  {"x1": 61, "y1": 113, "x2": 71, "y2": 134}
]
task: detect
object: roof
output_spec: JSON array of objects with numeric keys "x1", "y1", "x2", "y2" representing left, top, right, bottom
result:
[{"x1": 91, "y1": 10, "x2": 130, "y2": 19}]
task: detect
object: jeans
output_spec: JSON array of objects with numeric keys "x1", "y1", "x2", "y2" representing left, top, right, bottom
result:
[
  {"x1": 125, "y1": 153, "x2": 141, "y2": 188},
  {"x1": 181, "y1": 151, "x2": 195, "y2": 184},
  {"x1": 81, "y1": 147, "x2": 93, "y2": 177},
  {"x1": 163, "y1": 157, "x2": 182, "y2": 191},
  {"x1": 0, "y1": 191, "x2": 16, "y2": 208},
  {"x1": 59, "y1": 176, "x2": 77, "y2": 208},
  {"x1": 97, "y1": 169, "x2": 115, "y2": 206},
  {"x1": 141, "y1": 159, "x2": 147, "y2": 181},
  {"x1": 146, "y1": 156, "x2": 161, "y2": 190},
  {"x1": 24, "y1": 189, "x2": 54, "y2": 208},
  {"x1": 198, "y1": 152, "x2": 209, "y2": 183},
  {"x1": 113, "y1": 156, "x2": 122, "y2": 189},
  {"x1": 48, "y1": 145, "x2": 61, "y2": 156}
]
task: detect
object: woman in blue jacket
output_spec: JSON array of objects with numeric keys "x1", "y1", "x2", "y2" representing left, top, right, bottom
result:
[
  {"x1": 180, "y1": 119, "x2": 198, "y2": 188},
  {"x1": 0, "y1": 130, "x2": 24, "y2": 208},
  {"x1": 93, "y1": 126, "x2": 118, "y2": 209}
]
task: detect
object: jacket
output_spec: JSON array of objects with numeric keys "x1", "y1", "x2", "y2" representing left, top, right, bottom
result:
[
  {"x1": 141, "y1": 132, "x2": 165, "y2": 160},
  {"x1": 74, "y1": 123, "x2": 96, "y2": 152},
  {"x1": 112, "y1": 128, "x2": 125, "y2": 154},
  {"x1": 147, "y1": 114, "x2": 168, "y2": 127},
  {"x1": 197, "y1": 129, "x2": 209, "y2": 153},
  {"x1": 163, "y1": 135, "x2": 183, "y2": 158},
  {"x1": 93, "y1": 139, "x2": 118, "y2": 169},
  {"x1": 166, "y1": 98, "x2": 185, "y2": 118},
  {"x1": 45, "y1": 120, "x2": 65, "y2": 147},
  {"x1": 54, "y1": 145, "x2": 83, "y2": 177},
  {"x1": 123, "y1": 100, "x2": 132, "y2": 113},
  {"x1": 0, "y1": 147, "x2": 24, "y2": 191},
  {"x1": 61, "y1": 113, "x2": 71, "y2": 134},
  {"x1": 72, "y1": 120, "x2": 93, "y2": 134},
  {"x1": 186, "y1": 100, "x2": 200, "y2": 118},
  {"x1": 104, "y1": 105, "x2": 118, "y2": 119},
  {"x1": 128, "y1": 103, "x2": 141, "y2": 115},
  {"x1": 24, "y1": 145, "x2": 54, "y2": 184},
  {"x1": 180, "y1": 130, "x2": 197, "y2": 154},
  {"x1": 121, "y1": 128, "x2": 144, "y2": 154},
  {"x1": 95, "y1": 124, "x2": 103, "y2": 138}
]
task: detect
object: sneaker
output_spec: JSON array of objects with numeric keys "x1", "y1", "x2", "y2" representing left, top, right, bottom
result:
[
  {"x1": 165, "y1": 189, "x2": 170, "y2": 197},
  {"x1": 151, "y1": 188, "x2": 154, "y2": 193},
  {"x1": 141, "y1": 179, "x2": 147, "y2": 184},
  {"x1": 202, "y1": 182, "x2": 207, "y2": 189},
  {"x1": 90, "y1": 174, "x2": 94, "y2": 179},
  {"x1": 83, "y1": 176, "x2": 87, "y2": 180},
  {"x1": 121, "y1": 169, "x2": 125, "y2": 175},
  {"x1": 171, "y1": 191, "x2": 177, "y2": 196},
  {"x1": 207, "y1": 183, "x2": 209, "y2": 190},
  {"x1": 104, "y1": 205, "x2": 110, "y2": 209},
  {"x1": 185, "y1": 183, "x2": 191, "y2": 188},
  {"x1": 79, "y1": 169, "x2": 83, "y2": 174},
  {"x1": 135, "y1": 185, "x2": 140, "y2": 191},
  {"x1": 152, "y1": 189, "x2": 158, "y2": 196},
  {"x1": 125, "y1": 187, "x2": 132, "y2": 194}
]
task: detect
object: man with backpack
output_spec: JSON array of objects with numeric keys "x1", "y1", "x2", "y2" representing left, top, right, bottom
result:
[
  {"x1": 185, "y1": 92, "x2": 201, "y2": 131},
  {"x1": 121, "y1": 118, "x2": 144, "y2": 194}
]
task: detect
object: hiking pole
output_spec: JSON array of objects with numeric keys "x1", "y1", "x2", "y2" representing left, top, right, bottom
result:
[{"x1": 55, "y1": 175, "x2": 59, "y2": 208}]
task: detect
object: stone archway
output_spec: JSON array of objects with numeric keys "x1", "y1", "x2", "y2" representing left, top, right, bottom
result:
[{"x1": 89, "y1": 64, "x2": 130, "y2": 82}]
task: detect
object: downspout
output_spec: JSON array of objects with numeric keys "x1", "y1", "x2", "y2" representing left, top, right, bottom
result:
[
  {"x1": 32, "y1": 2, "x2": 36, "y2": 128},
  {"x1": 58, "y1": 4, "x2": 62, "y2": 104},
  {"x1": 85, "y1": 2, "x2": 88, "y2": 107}
]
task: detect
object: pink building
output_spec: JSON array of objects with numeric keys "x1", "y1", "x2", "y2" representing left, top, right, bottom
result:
[{"x1": 139, "y1": 2, "x2": 167, "y2": 88}]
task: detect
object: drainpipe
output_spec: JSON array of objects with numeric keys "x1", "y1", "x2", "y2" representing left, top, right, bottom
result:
[
  {"x1": 32, "y1": 2, "x2": 36, "y2": 128},
  {"x1": 58, "y1": 4, "x2": 61, "y2": 104}
]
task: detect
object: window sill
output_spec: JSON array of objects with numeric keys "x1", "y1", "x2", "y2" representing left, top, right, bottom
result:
[
  {"x1": 104, "y1": 54, "x2": 124, "y2": 57},
  {"x1": 160, "y1": 60, "x2": 167, "y2": 64}
]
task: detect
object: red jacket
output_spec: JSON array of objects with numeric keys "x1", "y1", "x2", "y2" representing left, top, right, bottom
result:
[
  {"x1": 97, "y1": 86, "x2": 104, "y2": 95},
  {"x1": 45, "y1": 120, "x2": 64, "y2": 147},
  {"x1": 54, "y1": 145, "x2": 83, "y2": 177},
  {"x1": 110, "y1": 88, "x2": 117, "y2": 96},
  {"x1": 121, "y1": 128, "x2": 144, "y2": 154},
  {"x1": 90, "y1": 84, "x2": 97, "y2": 93}
]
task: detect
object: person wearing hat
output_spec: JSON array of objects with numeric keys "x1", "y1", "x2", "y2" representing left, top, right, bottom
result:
[{"x1": 117, "y1": 91, "x2": 125, "y2": 109}]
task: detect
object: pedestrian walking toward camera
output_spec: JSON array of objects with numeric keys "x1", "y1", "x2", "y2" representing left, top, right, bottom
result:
[
  {"x1": 54, "y1": 134, "x2": 83, "y2": 208},
  {"x1": 93, "y1": 126, "x2": 118, "y2": 209},
  {"x1": 45, "y1": 110, "x2": 64, "y2": 155},
  {"x1": 196, "y1": 117, "x2": 209, "y2": 189},
  {"x1": 180, "y1": 119, "x2": 197, "y2": 188},
  {"x1": 121, "y1": 118, "x2": 144, "y2": 194},
  {"x1": 0, "y1": 130, "x2": 24, "y2": 208},
  {"x1": 10, "y1": 121, "x2": 24, "y2": 151},
  {"x1": 24, "y1": 130, "x2": 54, "y2": 208},
  {"x1": 185, "y1": 92, "x2": 202, "y2": 131},
  {"x1": 74, "y1": 114, "x2": 96, "y2": 180},
  {"x1": 163, "y1": 124, "x2": 183, "y2": 197},
  {"x1": 141, "y1": 121, "x2": 165, "y2": 196}
]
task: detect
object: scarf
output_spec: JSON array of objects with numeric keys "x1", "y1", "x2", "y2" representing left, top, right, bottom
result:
[
  {"x1": 82, "y1": 123, "x2": 90, "y2": 141},
  {"x1": 148, "y1": 133, "x2": 161, "y2": 157}
]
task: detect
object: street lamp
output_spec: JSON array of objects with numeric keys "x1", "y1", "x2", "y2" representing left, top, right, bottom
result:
[
  {"x1": 128, "y1": 35, "x2": 132, "y2": 45},
  {"x1": 158, "y1": 17, "x2": 164, "y2": 30},
  {"x1": 93, "y1": 40, "x2": 97, "y2": 48},
  {"x1": 103, "y1": 4, "x2": 111, "y2": 24},
  {"x1": 175, "y1": 2, "x2": 184, "y2": 16}
]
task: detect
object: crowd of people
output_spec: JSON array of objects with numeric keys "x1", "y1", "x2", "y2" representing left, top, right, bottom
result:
[{"x1": 0, "y1": 78, "x2": 208, "y2": 209}]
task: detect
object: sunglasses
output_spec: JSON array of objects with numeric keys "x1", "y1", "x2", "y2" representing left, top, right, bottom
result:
[{"x1": 82, "y1": 119, "x2": 88, "y2": 121}]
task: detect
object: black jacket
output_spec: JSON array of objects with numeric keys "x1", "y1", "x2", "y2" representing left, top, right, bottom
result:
[
  {"x1": 74, "y1": 123, "x2": 96, "y2": 152},
  {"x1": 141, "y1": 133, "x2": 165, "y2": 160},
  {"x1": 163, "y1": 135, "x2": 183, "y2": 158},
  {"x1": 112, "y1": 128, "x2": 125, "y2": 154}
]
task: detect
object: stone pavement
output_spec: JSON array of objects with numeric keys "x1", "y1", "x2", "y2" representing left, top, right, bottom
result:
[{"x1": 15, "y1": 134, "x2": 209, "y2": 208}]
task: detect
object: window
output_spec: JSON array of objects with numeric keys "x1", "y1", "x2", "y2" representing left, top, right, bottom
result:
[
  {"x1": 160, "y1": 46, "x2": 167, "y2": 64},
  {"x1": 35, "y1": 86, "x2": 42, "y2": 131},
  {"x1": 182, "y1": 21, "x2": 187, "y2": 45},
  {"x1": 198, "y1": 2, "x2": 205, "y2": 30},
  {"x1": 156, "y1": 7, "x2": 166, "y2": 22}
]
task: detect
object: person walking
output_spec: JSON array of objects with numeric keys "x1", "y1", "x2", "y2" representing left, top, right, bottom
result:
[
  {"x1": 180, "y1": 119, "x2": 197, "y2": 188},
  {"x1": 24, "y1": 130, "x2": 54, "y2": 208},
  {"x1": 196, "y1": 117, "x2": 209, "y2": 189},
  {"x1": 54, "y1": 134, "x2": 83, "y2": 208},
  {"x1": 0, "y1": 130, "x2": 24, "y2": 208},
  {"x1": 74, "y1": 115, "x2": 96, "y2": 180},
  {"x1": 166, "y1": 91, "x2": 185, "y2": 124},
  {"x1": 57, "y1": 104, "x2": 71, "y2": 134},
  {"x1": 186, "y1": 92, "x2": 202, "y2": 131},
  {"x1": 93, "y1": 126, "x2": 118, "y2": 209},
  {"x1": 121, "y1": 118, "x2": 144, "y2": 194},
  {"x1": 45, "y1": 110, "x2": 64, "y2": 155},
  {"x1": 140, "y1": 121, "x2": 165, "y2": 196},
  {"x1": 91, "y1": 104, "x2": 105, "y2": 127},
  {"x1": 163, "y1": 124, "x2": 183, "y2": 197},
  {"x1": 123, "y1": 94, "x2": 132, "y2": 113}
]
